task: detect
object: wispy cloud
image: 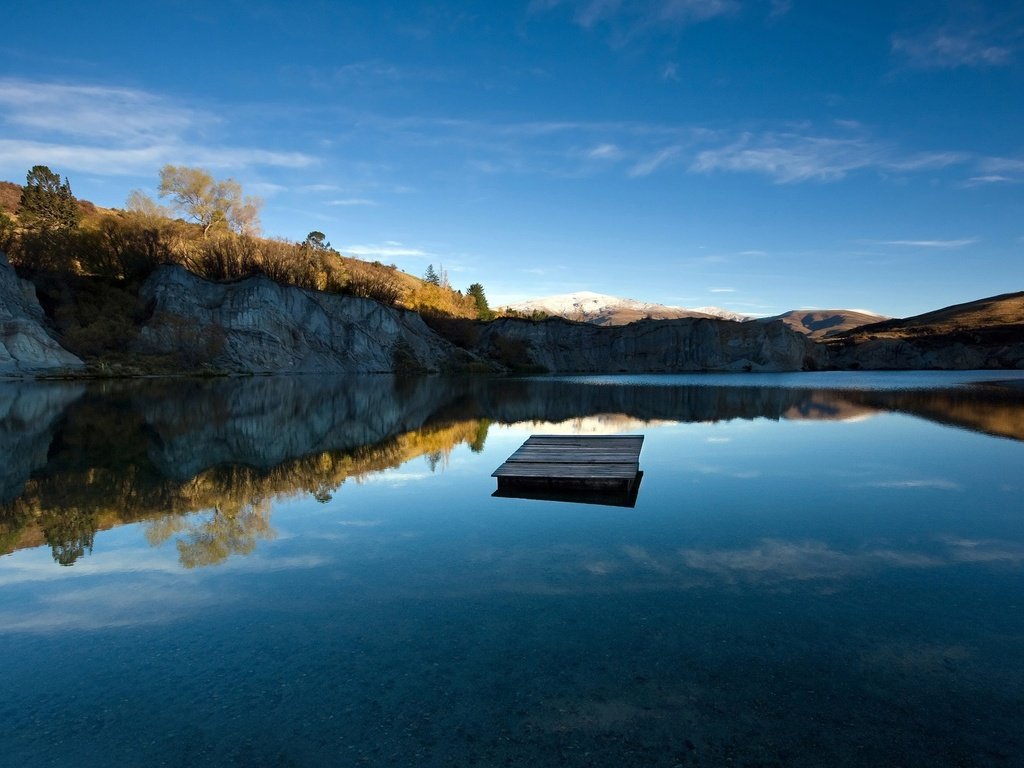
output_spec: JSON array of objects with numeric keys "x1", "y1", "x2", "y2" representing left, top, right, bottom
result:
[
  {"x1": 629, "y1": 145, "x2": 681, "y2": 177},
  {"x1": 343, "y1": 242, "x2": 431, "y2": 258},
  {"x1": 892, "y1": 28, "x2": 1014, "y2": 70},
  {"x1": 963, "y1": 175, "x2": 1019, "y2": 187},
  {"x1": 710, "y1": 287, "x2": 735, "y2": 293},
  {"x1": 587, "y1": 142, "x2": 622, "y2": 159},
  {"x1": 530, "y1": 0, "x2": 740, "y2": 42},
  {"x1": 325, "y1": 198, "x2": 378, "y2": 206},
  {"x1": 0, "y1": 78, "x2": 315, "y2": 177},
  {"x1": 871, "y1": 238, "x2": 977, "y2": 249},
  {"x1": 0, "y1": 79, "x2": 200, "y2": 143},
  {"x1": 691, "y1": 130, "x2": 968, "y2": 183}
]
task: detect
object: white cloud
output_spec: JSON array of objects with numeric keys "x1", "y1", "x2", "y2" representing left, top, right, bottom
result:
[
  {"x1": 0, "y1": 139, "x2": 313, "y2": 176},
  {"x1": 963, "y1": 175, "x2": 1018, "y2": 187},
  {"x1": 530, "y1": 0, "x2": 739, "y2": 40},
  {"x1": 629, "y1": 145, "x2": 681, "y2": 177},
  {"x1": 691, "y1": 130, "x2": 969, "y2": 183},
  {"x1": 0, "y1": 79, "x2": 200, "y2": 143},
  {"x1": 872, "y1": 238, "x2": 977, "y2": 249},
  {"x1": 892, "y1": 28, "x2": 1014, "y2": 69},
  {"x1": 343, "y1": 242, "x2": 431, "y2": 258},
  {"x1": 587, "y1": 142, "x2": 622, "y2": 159},
  {"x1": 325, "y1": 198, "x2": 378, "y2": 206},
  {"x1": 710, "y1": 287, "x2": 735, "y2": 293},
  {"x1": 0, "y1": 78, "x2": 315, "y2": 178}
]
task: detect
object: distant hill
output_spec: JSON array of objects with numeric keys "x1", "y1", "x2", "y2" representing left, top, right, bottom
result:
[
  {"x1": 824, "y1": 291, "x2": 1024, "y2": 370},
  {"x1": 503, "y1": 291, "x2": 747, "y2": 325},
  {"x1": 835, "y1": 291, "x2": 1024, "y2": 343},
  {"x1": 757, "y1": 309, "x2": 888, "y2": 339}
]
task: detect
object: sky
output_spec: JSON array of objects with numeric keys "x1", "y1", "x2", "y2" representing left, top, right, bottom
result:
[{"x1": 2, "y1": 0, "x2": 1022, "y2": 317}]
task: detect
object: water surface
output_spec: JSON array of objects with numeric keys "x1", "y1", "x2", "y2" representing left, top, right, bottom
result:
[{"x1": 1, "y1": 372, "x2": 1023, "y2": 766}]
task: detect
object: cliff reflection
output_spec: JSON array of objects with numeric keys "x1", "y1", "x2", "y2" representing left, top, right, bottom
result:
[{"x1": 2, "y1": 375, "x2": 1022, "y2": 567}]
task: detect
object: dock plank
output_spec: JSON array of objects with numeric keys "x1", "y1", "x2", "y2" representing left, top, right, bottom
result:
[{"x1": 492, "y1": 434, "x2": 644, "y2": 496}]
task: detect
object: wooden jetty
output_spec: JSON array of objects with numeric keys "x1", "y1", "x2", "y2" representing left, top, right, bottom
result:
[{"x1": 492, "y1": 435, "x2": 644, "y2": 507}]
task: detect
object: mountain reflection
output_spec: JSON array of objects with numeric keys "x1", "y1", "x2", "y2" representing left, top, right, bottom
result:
[{"x1": 2, "y1": 375, "x2": 1022, "y2": 567}]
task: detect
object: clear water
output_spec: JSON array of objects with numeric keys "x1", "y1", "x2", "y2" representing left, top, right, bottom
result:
[{"x1": 1, "y1": 372, "x2": 1023, "y2": 767}]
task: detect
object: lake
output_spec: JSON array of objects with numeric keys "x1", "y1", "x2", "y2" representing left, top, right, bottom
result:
[{"x1": 2, "y1": 372, "x2": 1023, "y2": 767}]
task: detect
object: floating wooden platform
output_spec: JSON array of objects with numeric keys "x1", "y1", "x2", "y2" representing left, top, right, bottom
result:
[{"x1": 492, "y1": 435, "x2": 644, "y2": 507}]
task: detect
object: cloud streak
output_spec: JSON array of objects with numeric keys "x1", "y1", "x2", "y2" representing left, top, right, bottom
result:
[
  {"x1": 691, "y1": 130, "x2": 968, "y2": 183},
  {"x1": 892, "y1": 28, "x2": 1014, "y2": 70},
  {"x1": 343, "y1": 242, "x2": 431, "y2": 258},
  {"x1": 532, "y1": 0, "x2": 740, "y2": 31},
  {"x1": 871, "y1": 238, "x2": 977, "y2": 249},
  {"x1": 0, "y1": 78, "x2": 316, "y2": 177}
]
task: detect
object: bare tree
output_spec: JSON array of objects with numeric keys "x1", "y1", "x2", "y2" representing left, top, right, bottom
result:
[{"x1": 157, "y1": 165, "x2": 262, "y2": 237}]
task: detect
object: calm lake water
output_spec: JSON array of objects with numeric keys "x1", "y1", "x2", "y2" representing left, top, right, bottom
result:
[{"x1": 2, "y1": 372, "x2": 1023, "y2": 767}]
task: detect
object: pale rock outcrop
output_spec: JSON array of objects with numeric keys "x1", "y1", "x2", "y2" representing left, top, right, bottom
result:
[
  {"x1": 0, "y1": 251, "x2": 83, "y2": 376},
  {"x1": 136, "y1": 265, "x2": 472, "y2": 373},
  {"x1": 474, "y1": 316, "x2": 824, "y2": 373}
]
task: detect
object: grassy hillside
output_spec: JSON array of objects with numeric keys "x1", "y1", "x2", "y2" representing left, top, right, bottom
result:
[
  {"x1": 758, "y1": 309, "x2": 888, "y2": 339},
  {"x1": 831, "y1": 292, "x2": 1024, "y2": 346},
  {"x1": 2, "y1": 175, "x2": 489, "y2": 367}
]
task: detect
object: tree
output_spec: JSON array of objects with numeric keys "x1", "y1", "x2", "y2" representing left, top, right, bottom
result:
[
  {"x1": 467, "y1": 282, "x2": 493, "y2": 320},
  {"x1": 0, "y1": 210, "x2": 15, "y2": 252},
  {"x1": 302, "y1": 230, "x2": 331, "y2": 251},
  {"x1": 125, "y1": 189, "x2": 168, "y2": 220},
  {"x1": 157, "y1": 165, "x2": 262, "y2": 237},
  {"x1": 19, "y1": 165, "x2": 78, "y2": 231},
  {"x1": 424, "y1": 263, "x2": 440, "y2": 285}
]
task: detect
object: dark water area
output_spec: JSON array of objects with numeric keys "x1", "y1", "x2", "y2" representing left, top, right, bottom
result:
[{"x1": 1, "y1": 372, "x2": 1023, "y2": 767}]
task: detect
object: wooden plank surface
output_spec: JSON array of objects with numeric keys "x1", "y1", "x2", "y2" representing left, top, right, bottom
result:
[
  {"x1": 493, "y1": 463, "x2": 638, "y2": 479},
  {"x1": 492, "y1": 434, "x2": 644, "y2": 482}
]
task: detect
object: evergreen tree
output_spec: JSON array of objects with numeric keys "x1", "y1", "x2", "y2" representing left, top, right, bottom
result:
[
  {"x1": 303, "y1": 231, "x2": 330, "y2": 251},
  {"x1": 424, "y1": 263, "x2": 440, "y2": 285},
  {"x1": 467, "y1": 282, "x2": 493, "y2": 320},
  {"x1": 19, "y1": 165, "x2": 78, "y2": 231}
]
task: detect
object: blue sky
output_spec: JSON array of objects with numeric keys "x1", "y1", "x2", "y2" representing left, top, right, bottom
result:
[{"x1": 2, "y1": 0, "x2": 1022, "y2": 317}]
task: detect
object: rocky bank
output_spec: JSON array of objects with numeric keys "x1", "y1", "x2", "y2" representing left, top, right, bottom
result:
[
  {"x1": 473, "y1": 315, "x2": 823, "y2": 372},
  {"x1": 0, "y1": 252, "x2": 83, "y2": 375},
  {"x1": 135, "y1": 265, "x2": 472, "y2": 373}
]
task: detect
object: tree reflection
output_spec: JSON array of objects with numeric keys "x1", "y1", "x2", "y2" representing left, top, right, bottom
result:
[
  {"x1": 3, "y1": 374, "x2": 1022, "y2": 569},
  {"x1": 40, "y1": 506, "x2": 97, "y2": 566}
]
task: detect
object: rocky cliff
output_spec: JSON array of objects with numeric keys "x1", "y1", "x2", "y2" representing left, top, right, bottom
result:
[
  {"x1": 0, "y1": 251, "x2": 83, "y2": 376},
  {"x1": 136, "y1": 265, "x2": 474, "y2": 373},
  {"x1": 473, "y1": 316, "x2": 824, "y2": 373}
]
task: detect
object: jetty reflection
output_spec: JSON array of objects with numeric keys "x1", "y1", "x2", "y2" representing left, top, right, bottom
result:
[{"x1": 2, "y1": 374, "x2": 1023, "y2": 567}]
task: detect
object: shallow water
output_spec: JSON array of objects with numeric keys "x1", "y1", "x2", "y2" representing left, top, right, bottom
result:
[{"x1": 1, "y1": 372, "x2": 1023, "y2": 767}]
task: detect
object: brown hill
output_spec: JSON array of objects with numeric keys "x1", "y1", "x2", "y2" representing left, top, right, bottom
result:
[
  {"x1": 835, "y1": 292, "x2": 1024, "y2": 344},
  {"x1": 758, "y1": 309, "x2": 887, "y2": 338}
]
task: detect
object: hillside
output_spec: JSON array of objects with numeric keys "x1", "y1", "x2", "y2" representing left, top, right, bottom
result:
[
  {"x1": 833, "y1": 292, "x2": 1024, "y2": 344},
  {"x1": 757, "y1": 309, "x2": 888, "y2": 339},
  {"x1": 826, "y1": 291, "x2": 1024, "y2": 370},
  {"x1": 504, "y1": 291, "x2": 746, "y2": 325}
]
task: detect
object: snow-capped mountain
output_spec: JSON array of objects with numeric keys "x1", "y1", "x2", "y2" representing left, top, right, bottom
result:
[{"x1": 502, "y1": 291, "x2": 748, "y2": 326}]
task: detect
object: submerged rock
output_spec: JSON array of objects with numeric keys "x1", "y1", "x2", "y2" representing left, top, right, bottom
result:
[{"x1": 0, "y1": 251, "x2": 84, "y2": 376}]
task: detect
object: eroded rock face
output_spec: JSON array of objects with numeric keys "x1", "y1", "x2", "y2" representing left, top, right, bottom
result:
[
  {"x1": 136, "y1": 265, "x2": 470, "y2": 373},
  {"x1": 473, "y1": 316, "x2": 824, "y2": 373},
  {"x1": 0, "y1": 252, "x2": 84, "y2": 376}
]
